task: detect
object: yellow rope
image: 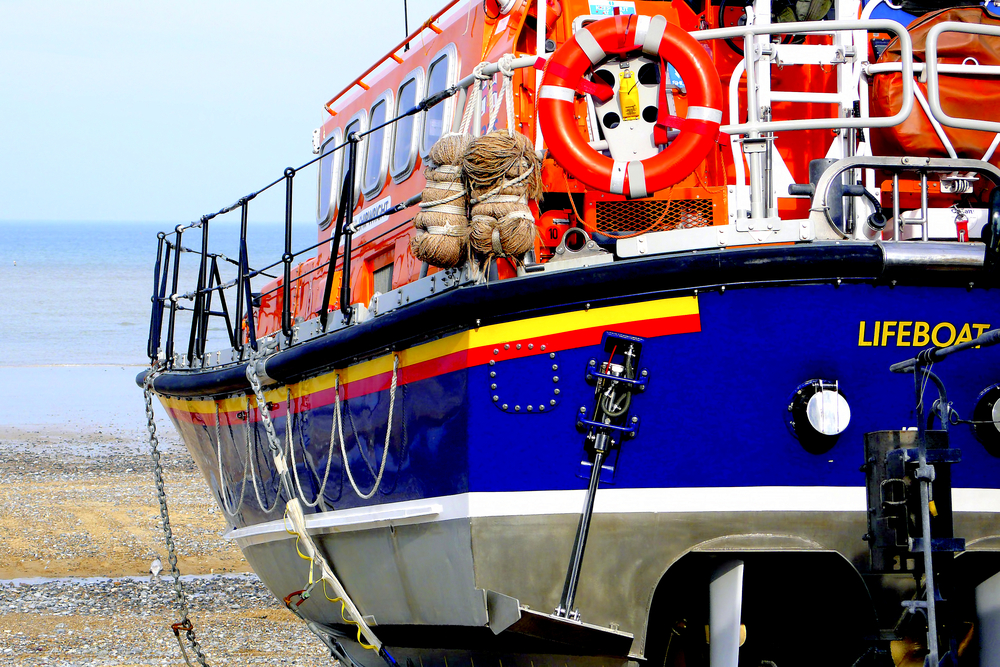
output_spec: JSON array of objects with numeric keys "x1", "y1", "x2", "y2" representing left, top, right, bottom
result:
[{"x1": 283, "y1": 509, "x2": 376, "y2": 651}]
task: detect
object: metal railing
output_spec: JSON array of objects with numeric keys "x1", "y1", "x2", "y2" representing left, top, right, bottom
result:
[
  {"x1": 147, "y1": 80, "x2": 462, "y2": 369},
  {"x1": 926, "y1": 21, "x2": 1000, "y2": 134}
]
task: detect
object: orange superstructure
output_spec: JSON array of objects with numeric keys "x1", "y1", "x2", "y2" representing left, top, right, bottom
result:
[{"x1": 255, "y1": 0, "x2": 848, "y2": 337}]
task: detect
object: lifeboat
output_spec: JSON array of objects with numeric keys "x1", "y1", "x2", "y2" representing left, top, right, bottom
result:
[{"x1": 141, "y1": 0, "x2": 1000, "y2": 665}]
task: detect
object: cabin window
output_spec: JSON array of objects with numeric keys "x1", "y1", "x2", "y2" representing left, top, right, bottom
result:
[
  {"x1": 317, "y1": 129, "x2": 343, "y2": 230},
  {"x1": 363, "y1": 92, "x2": 393, "y2": 200},
  {"x1": 391, "y1": 69, "x2": 423, "y2": 182},
  {"x1": 343, "y1": 111, "x2": 367, "y2": 209},
  {"x1": 421, "y1": 44, "x2": 458, "y2": 156},
  {"x1": 373, "y1": 264, "x2": 394, "y2": 295}
]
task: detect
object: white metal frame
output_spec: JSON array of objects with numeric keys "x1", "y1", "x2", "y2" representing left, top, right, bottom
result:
[
  {"x1": 390, "y1": 67, "x2": 426, "y2": 183},
  {"x1": 343, "y1": 109, "x2": 368, "y2": 210},
  {"x1": 362, "y1": 89, "x2": 396, "y2": 200},
  {"x1": 317, "y1": 128, "x2": 344, "y2": 230},
  {"x1": 421, "y1": 43, "x2": 460, "y2": 158}
]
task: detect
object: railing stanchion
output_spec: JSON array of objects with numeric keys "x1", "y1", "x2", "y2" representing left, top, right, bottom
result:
[
  {"x1": 339, "y1": 135, "x2": 359, "y2": 323},
  {"x1": 187, "y1": 216, "x2": 210, "y2": 364},
  {"x1": 147, "y1": 232, "x2": 167, "y2": 362},
  {"x1": 282, "y1": 168, "x2": 296, "y2": 340},
  {"x1": 319, "y1": 137, "x2": 357, "y2": 331},
  {"x1": 211, "y1": 259, "x2": 237, "y2": 350},
  {"x1": 164, "y1": 227, "x2": 184, "y2": 367}
]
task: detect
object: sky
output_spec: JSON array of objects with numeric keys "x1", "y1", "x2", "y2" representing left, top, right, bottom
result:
[{"x1": 0, "y1": 0, "x2": 444, "y2": 224}]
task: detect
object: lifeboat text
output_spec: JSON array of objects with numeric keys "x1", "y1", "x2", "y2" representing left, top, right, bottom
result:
[{"x1": 858, "y1": 321, "x2": 991, "y2": 347}]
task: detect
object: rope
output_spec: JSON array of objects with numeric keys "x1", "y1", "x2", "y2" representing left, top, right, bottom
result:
[
  {"x1": 337, "y1": 355, "x2": 399, "y2": 500},
  {"x1": 245, "y1": 344, "x2": 389, "y2": 661},
  {"x1": 460, "y1": 61, "x2": 491, "y2": 136},
  {"x1": 286, "y1": 388, "x2": 338, "y2": 509},
  {"x1": 215, "y1": 401, "x2": 250, "y2": 517}
]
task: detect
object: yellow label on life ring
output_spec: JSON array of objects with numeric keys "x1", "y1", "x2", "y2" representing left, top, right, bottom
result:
[{"x1": 619, "y1": 69, "x2": 641, "y2": 121}]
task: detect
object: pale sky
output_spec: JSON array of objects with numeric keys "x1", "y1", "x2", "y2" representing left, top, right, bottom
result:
[{"x1": 0, "y1": 0, "x2": 443, "y2": 223}]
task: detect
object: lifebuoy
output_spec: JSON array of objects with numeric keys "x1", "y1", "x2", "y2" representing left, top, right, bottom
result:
[{"x1": 538, "y1": 15, "x2": 723, "y2": 198}]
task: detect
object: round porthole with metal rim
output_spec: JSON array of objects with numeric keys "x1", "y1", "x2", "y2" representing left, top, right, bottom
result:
[
  {"x1": 786, "y1": 380, "x2": 851, "y2": 454},
  {"x1": 971, "y1": 383, "x2": 1000, "y2": 457}
]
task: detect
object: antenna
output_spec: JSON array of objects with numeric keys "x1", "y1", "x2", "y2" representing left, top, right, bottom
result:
[{"x1": 403, "y1": 0, "x2": 410, "y2": 51}]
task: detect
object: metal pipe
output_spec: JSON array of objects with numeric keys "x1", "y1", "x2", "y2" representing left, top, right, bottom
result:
[
  {"x1": 892, "y1": 173, "x2": 900, "y2": 242},
  {"x1": 164, "y1": 227, "x2": 184, "y2": 366},
  {"x1": 913, "y1": 367, "x2": 939, "y2": 667},
  {"x1": 535, "y1": 0, "x2": 547, "y2": 153},
  {"x1": 147, "y1": 232, "x2": 167, "y2": 362},
  {"x1": 319, "y1": 140, "x2": 356, "y2": 331},
  {"x1": 890, "y1": 329, "x2": 1000, "y2": 373},
  {"x1": 921, "y1": 173, "x2": 929, "y2": 241},
  {"x1": 282, "y1": 167, "x2": 295, "y2": 340},
  {"x1": 867, "y1": 61, "x2": 1000, "y2": 76},
  {"x1": 556, "y1": 445, "x2": 606, "y2": 618},
  {"x1": 187, "y1": 217, "x2": 210, "y2": 364},
  {"x1": 234, "y1": 200, "x2": 249, "y2": 352},
  {"x1": 692, "y1": 19, "x2": 915, "y2": 135},
  {"x1": 339, "y1": 136, "x2": 359, "y2": 323},
  {"x1": 926, "y1": 22, "x2": 1000, "y2": 133}
]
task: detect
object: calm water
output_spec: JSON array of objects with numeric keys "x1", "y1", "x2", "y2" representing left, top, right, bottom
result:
[
  {"x1": 0, "y1": 220, "x2": 314, "y2": 367},
  {"x1": 0, "y1": 220, "x2": 313, "y2": 429}
]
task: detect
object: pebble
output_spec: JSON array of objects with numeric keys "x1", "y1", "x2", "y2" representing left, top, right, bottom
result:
[{"x1": 0, "y1": 431, "x2": 335, "y2": 664}]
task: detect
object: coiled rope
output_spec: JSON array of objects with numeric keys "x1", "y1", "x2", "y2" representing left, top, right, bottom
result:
[{"x1": 464, "y1": 54, "x2": 542, "y2": 277}]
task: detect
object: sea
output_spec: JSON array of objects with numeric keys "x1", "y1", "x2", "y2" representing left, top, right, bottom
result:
[{"x1": 0, "y1": 220, "x2": 313, "y2": 436}]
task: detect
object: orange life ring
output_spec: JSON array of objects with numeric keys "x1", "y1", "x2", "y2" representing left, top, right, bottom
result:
[{"x1": 538, "y1": 15, "x2": 723, "y2": 198}]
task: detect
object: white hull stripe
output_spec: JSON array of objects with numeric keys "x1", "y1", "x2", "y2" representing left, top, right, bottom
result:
[
  {"x1": 539, "y1": 85, "x2": 575, "y2": 102},
  {"x1": 225, "y1": 487, "x2": 1000, "y2": 546}
]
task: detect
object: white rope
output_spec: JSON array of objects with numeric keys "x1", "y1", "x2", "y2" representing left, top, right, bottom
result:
[
  {"x1": 215, "y1": 401, "x2": 251, "y2": 517},
  {"x1": 337, "y1": 355, "x2": 399, "y2": 500},
  {"x1": 460, "y1": 62, "x2": 491, "y2": 137},
  {"x1": 419, "y1": 187, "x2": 466, "y2": 209},
  {"x1": 286, "y1": 388, "x2": 338, "y2": 509},
  {"x1": 244, "y1": 345, "x2": 384, "y2": 654},
  {"x1": 499, "y1": 53, "x2": 516, "y2": 138}
]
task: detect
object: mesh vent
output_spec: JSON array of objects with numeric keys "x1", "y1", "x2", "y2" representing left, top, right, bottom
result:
[
  {"x1": 373, "y1": 264, "x2": 394, "y2": 295},
  {"x1": 596, "y1": 199, "x2": 715, "y2": 239}
]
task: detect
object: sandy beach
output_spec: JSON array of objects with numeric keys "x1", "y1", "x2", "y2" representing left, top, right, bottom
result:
[{"x1": 0, "y1": 367, "x2": 334, "y2": 665}]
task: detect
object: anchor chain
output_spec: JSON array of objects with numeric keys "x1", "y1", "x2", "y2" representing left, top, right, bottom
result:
[{"x1": 143, "y1": 363, "x2": 211, "y2": 667}]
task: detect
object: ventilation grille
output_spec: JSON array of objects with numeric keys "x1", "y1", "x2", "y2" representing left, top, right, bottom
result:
[
  {"x1": 595, "y1": 199, "x2": 715, "y2": 239},
  {"x1": 373, "y1": 264, "x2": 394, "y2": 295}
]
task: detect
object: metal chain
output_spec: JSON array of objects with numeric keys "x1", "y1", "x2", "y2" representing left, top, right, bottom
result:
[
  {"x1": 245, "y1": 340, "x2": 293, "y2": 500},
  {"x1": 243, "y1": 396, "x2": 284, "y2": 514},
  {"x1": 143, "y1": 363, "x2": 211, "y2": 667}
]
